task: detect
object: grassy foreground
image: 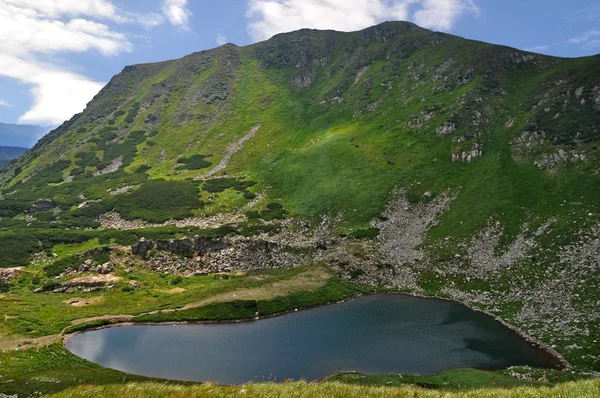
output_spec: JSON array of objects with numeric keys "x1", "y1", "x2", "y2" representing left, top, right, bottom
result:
[{"x1": 43, "y1": 379, "x2": 600, "y2": 398}]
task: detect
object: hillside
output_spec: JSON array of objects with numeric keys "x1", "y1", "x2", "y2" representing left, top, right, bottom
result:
[{"x1": 0, "y1": 21, "x2": 599, "y2": 395}]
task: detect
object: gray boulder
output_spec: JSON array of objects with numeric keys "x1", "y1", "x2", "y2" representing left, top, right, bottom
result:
[
  {"x1": 194, "y1": 236, "x2": 229, "y2": 254},
  {"x1": 131, "y1": 237, "x2": 155, "y2": 257}
]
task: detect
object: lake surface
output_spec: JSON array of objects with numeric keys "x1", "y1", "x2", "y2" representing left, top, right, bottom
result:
[{"x1": 66, "y1": 294, "x2": 558, "y2": 384}]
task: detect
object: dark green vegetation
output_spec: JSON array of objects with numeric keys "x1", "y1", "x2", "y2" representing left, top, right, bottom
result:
[
  {"x1": 112, "y1": 179, "x2": 203, "y2": 222},
  {"x1": 177, "y1": 154, "x2": 212, "y2": 170}
]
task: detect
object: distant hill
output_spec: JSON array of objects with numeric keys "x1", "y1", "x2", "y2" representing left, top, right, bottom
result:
[
  {"x1": 0, "y1": 122, "x2": 50, "y2": 148},
  {"x1": 0, "y1": 146, "x2": 28, "y2": 169}
]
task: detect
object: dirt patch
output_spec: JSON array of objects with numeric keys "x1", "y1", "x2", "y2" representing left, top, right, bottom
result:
[
  {"x1": 64, "y1": 296, "x2": 104, "y2": 307},
  {"x1": 157, "y1": 287, "x2": 186, "y2": 294},
  {"x1": 0, "y1": 335, "x2": 60, "y2": 350},
  {"x1": 64, "y1": 274, "x2": 120, "y2": 286},
  {"x1": 247, "y1": 275, "x2": 271, "y2": 281}
]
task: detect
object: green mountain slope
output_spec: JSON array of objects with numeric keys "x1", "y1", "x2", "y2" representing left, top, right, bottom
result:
[{"x1": 0, "y1": 21, "x2": 599, "y2": 377}]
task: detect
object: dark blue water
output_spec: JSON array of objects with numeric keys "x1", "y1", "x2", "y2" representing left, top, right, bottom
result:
[{"x1": 66, "y1": 294, "x2": 557, "y2": 384}]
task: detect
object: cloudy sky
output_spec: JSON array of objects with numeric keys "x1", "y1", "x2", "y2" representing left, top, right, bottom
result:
[{"x1": 0, "y1": 0, "x2": 599, "y2": 129}]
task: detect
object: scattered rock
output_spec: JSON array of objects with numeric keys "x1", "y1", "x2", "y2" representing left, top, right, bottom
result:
[{"x1": 93, "y1": 155, "x2": 123, "y2": 176}]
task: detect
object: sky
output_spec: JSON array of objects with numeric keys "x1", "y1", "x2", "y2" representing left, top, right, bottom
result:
[{"x1": 0, "y1": 0, "x2": 599, "y2": 131}]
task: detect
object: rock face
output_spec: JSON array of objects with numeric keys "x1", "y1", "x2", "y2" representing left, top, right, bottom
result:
[
  {"x1": 194, "y1": 236, "x2": 229, "y2": 253},
  {"x1": 0, "y1": 267, "x2": 21, "y2": 282},
  {"x1": 131, "y1": 237, "x2": 155, "y2": 257},
  {"x1": 132, "y1": 236, "x2": 227, "y2": 257},
  {"x1": 452, "y1": 143, "x2": 483, "y2": 163},
  {"x1": 534, "y1": 149, "x2": 586, "y2": 169},
  {"x1": 130, "y1": 235, "x2": 307, "y2": 276},
  {"x1": 436, "y1": 122, "x2": 456, "y2": 137}
]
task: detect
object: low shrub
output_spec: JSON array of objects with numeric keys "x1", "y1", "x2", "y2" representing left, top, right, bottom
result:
[{"x1": 176, "y1": 154, "x2": 212, "y2": 170}]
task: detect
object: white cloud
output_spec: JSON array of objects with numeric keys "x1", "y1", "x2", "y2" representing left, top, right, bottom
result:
[
  {"x1": 567, "y1": 29, "x2": 600, "y2": 52},
  {"x1": 568, "y1": 29, "x2": 600, "y2": 44},
  {"x1": 524, "y1": 45, "x2": 550, "y2": 53},
  {"x1": 247, "y1": 0, "x2": 409, "y2": 41},
  {"x1": 247, "y1": 0, "x2": 479, "y2": 41},
  {"x1": 216, "y1": 34, "x2": 228, "y2": 46},
  {"x1": 582, "y1": 40, "x2": 600, "y2": 50},
  {"x1": 162, "y1": 0, "x2": 191, "y2": 30},
  {"x1": 0, "y1": 1, "x2": 135, "y2": 125},
  {"x1": 0, "y1": 99, "x2": 11, "y2": 107},
  {"x1": 3, "y1": 0, "x2": 119, "y2": 20},
  {"x1": 134, "y1": 12, "x2": 165, "y2": 29},
  {"x1": 0, "y1": 55, "x2": 105, "y2": 124},
  {"x1": 413, "y1": 0, "x2": 479, "y2": 31}
]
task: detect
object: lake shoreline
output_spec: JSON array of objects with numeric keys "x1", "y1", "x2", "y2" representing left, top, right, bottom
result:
[{"x1": 63, "y1": 290, "x2": 571, "y2": 373}]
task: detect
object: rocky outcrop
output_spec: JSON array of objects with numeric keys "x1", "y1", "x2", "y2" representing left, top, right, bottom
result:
[
  {"x1": 0, "y1": 267, "x2": 21, "y2": 282},
  {"x1": 452, "y1": 142, "x2": 482, "y2": 162},
  {"x1": 132, "y1": 236, "x2": 228, "y2": 258},
  {"x1": 132, "y1": 237, "x2": 155, "y2": 257},
  {"x1": 29, "y1": 199, "x2": 57, "y2": 212},
  {"x1": 94, "y1": 155, "x2": 123, "y2": 176},
  {"x1": 35, "y1": 274, "x2": 120, "y2": 294},
  {"x1": 194, "y1": 236, "x2": 229, "y2": 253},
  {"x1": 146, "y1": 237, "x2": 303, "y2": 276},
  {"x1": 510, "y1": 131, "x2": 547, "y2": 156},
  {"x1": 534, "y1": 149, "x2": 586, "y2": 169},
  {"x1": 436, "y1": 122, "x2": 456, "y2": 137}
]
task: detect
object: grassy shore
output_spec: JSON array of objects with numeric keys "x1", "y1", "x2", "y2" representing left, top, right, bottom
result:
[{"x1": 42, "y1": 379, "x2": 600, "y2": 398}]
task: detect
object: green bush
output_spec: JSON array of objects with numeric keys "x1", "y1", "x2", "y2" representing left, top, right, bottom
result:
[
  {"x1": 111, "y1": 179, "x2": 203, "y2": 222},
  {"x1": 45, "y1": 255, "x2": 81, "y2": 277},
  {"x1": 124, "y1": 102, "x2": 140, "y2": 124},
  {"x1": 176, "y1": 154, "x2": 212, "y2": 170},
  {"x1": 350, "y1": 227, "x2": 380, "y2": 239}
]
